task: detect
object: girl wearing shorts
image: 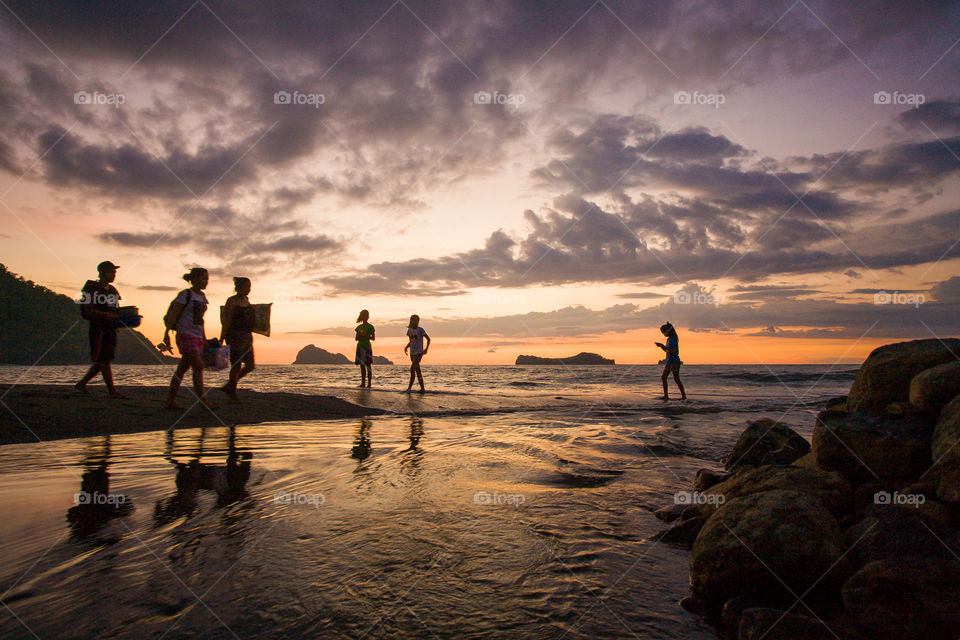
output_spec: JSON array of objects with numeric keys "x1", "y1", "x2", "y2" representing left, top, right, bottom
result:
[{"x1": 164, "y1": 268, "x2": 216, "y2": 409}]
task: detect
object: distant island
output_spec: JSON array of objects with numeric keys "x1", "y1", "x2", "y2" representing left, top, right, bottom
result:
[
  {"x1": 515, "y1": 352, "x2": 615, "y2": 365},
  {"x1": 293, "y1": 344, "x2": 394, "y2": 365},
  {"x1": 0, "y1": 264, "x2": 177, "y2": 365}
]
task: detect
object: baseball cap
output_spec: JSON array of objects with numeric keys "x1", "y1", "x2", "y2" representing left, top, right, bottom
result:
[{"x1": 97, "y1": 260, "x2": 120, "y2": 272}]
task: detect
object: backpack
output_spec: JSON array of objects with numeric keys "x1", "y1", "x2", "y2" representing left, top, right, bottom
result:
[{"x1": 163, "y1": 289, "x2": 192, "y2": 331}]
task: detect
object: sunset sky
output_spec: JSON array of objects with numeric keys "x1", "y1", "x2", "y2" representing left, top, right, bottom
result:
[{"x1": 1, "y1": 1, "x2": 958, "y2": 365}]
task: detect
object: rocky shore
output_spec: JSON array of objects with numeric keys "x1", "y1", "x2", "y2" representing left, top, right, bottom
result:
[{"x1": 650, "y1": 338, "x2": 960, "y2": 640}]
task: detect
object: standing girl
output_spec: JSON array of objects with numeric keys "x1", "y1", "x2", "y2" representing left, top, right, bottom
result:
[
  {"x1": 164, "y1": 268, "x2": 216, "y2": 409},
  {"x1": 355, "y1": 310, "x2": 375, "y2": 388},
  {"x1": 220, "y1": 277, "x2": 256, "y2": 402},
  {"x1": 655, "y1": 322, "x2": 686, "y2": 400},
  {"x1": 404, "y1": 314, "x2": 431, "y2": 393}
]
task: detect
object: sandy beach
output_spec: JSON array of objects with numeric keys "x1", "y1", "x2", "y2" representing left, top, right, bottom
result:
[{"x1": 0, "y1": 384, "x2": 387, "y2": 445}]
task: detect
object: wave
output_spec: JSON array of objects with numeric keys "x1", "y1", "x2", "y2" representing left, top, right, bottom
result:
[{"x1": 713, "y1": 369, "x2": 859, "y2": 384}]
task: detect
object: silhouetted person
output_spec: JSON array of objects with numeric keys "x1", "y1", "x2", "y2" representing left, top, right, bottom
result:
[
  {"x1": 655, "y1": 322, "x2": 686, "y2": 400},
  {"x1": 75, "y1": 261, "x2": 125, "y2": 397},
  {"x1": 354, "y1": 309, "x2": 375, "y2": 388},
  {"x1": 404, "y1": 314, "x2": 431, "y2": 393},
  {"x1": 220, "y1": 277, "x2": 256, "y2": 402},
  {"x1": 164, "y1": 267, "x2": 217, "y2": 410}
]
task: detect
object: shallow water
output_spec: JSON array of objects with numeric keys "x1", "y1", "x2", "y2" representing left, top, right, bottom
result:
[{"x1": 0, "y1": 365, "x2": 855, "y2": 639}]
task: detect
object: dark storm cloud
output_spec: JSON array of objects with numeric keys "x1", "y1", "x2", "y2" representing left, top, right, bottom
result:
[{"x1": 898, "y1": 100, "x2": 960, "y2": 135}]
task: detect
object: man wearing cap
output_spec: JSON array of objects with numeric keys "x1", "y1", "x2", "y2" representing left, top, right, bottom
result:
[{"x1": 75, "y1": 261, "x2": 125, "y2": 397}]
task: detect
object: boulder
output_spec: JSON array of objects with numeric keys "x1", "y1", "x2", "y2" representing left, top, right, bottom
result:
[
  {"x1": 653, "y1": 502, "x2": 688, "y2": 522},
  {"x1": 812, "y1": 409, "x2": 933, "y2": 482},
  {"x1": 698, "y1": 465, "x2": 851, "y2": 521},
  {"x1": 737, "y1": 607, "x2": 835, "y2": 640},
  {"x1": 910, "y1": 361, "x2": 960, "y2": 414},
  {"x1": 842, "y1": 557, "x2": 960, "y2": 640},
  {"x1": 847, "y1": 339, "x2": 960, "y2": 412},
  {"x1": 844, "y1": 504, "x2": 960, "y2": 567},
  {"x1": 931, "y1": 395, "x2": 960, "y2": 503},
  {"x1": 720, "y1": 594, "x2": 756, "y2": 638},
  {"x1": 690, "y1": 490, "x2": 852, "y2": 607},
  {"x1": 693, "y1": 468, "x2": 730, "y2": 492},
  {"x1": 725, "y1": 419, "x2": 810, "y2": 471},
  {"x1": 650, "y1": 516, "x2": 703, "y2": 547}
]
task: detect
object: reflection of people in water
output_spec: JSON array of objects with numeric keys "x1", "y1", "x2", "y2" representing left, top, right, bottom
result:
[
  {"x1": 154, "y1": 427, "x2": 252, "y2": 525},
  {"x1": 400, "y1": 417, "x2": 424, "y2": 476},
  {"x1": 66, "y1": 436, "x2": 133, "y2": 537},
  {"x1": 351, "y1": 419, "x2": 372, "y2": 461}
]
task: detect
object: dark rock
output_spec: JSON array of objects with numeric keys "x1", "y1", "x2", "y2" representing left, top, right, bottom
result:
[
  {"x1": 725, "y1": 419, "x2": 810, "y2": 471},
  {"x1": 694, "y1": 468, "x2": 731, "y2": 492},
  {"x1": 293, "y1": 344, "x2": 394, "y2": 365},
  {"x1": 650, "y1": 516, "x2": 703, "y2": 547},
  {"x1": 843, "y1": 557, "x2": 960, "y2": 640},
  {"x1": 825, "y1": 395, "x2": 848, "y2": 410},
  {"x1": 720, "y1": 594, "x2": 756, "y2": 639},
  {"x1": 910, "y1": 361, "x2": 960, "y2": 414},
  {"x1": 844, "y1": 504, "x2": 960, "y2": 567},
  {"x1": 679, "y1": 505, "x2": 700, "y2": 521},
  {"x1": 851, "y1": 481, "x2": 905, "y2": 518},
  {"x1": 653, "y1": 502, "x2": 687, "y2": 522},
  {"x1": 761, "y1": 442, "x2": 809, "y2": 465},
  {"x1": 679, "y1": 595, "x2": 709, "y2": 616},
  {"x1": 931, "y1": 395, "x2": 960, "y2": 503},
  {"x1": 737, "y1": 607, "x2": 835, "y2": 640},
  {"x1": 690, "y1": 490, "x2": 852, "y2": 607},
  {"x1": 698, "y1": 465, "x2": 851, "y2": 521},
  {"x1": 812, "y1": 409, "x2": 933, "y2": 482},
  {"x1": 846, "y1": 339, "x2": 960, "y2": 412}
]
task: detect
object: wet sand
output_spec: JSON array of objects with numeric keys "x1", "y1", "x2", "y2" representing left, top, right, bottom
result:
[{"x1": 0, "y1": 384, "x2": 387, "y2": 445}]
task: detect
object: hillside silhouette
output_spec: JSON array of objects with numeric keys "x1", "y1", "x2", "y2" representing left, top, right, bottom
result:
[{"x1": 0, "y1": 264, "x2": 176, "y2": 365}]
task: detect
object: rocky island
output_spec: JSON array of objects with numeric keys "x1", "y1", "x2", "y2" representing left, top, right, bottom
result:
[
  {"x1": 648, "y1": 338, "x2": 960, "y2": 640},
  {"x1": 293, "y1": 344, "x2": 394, "y2": 365},
  {"x1": 515, "y1": 352, "x2": 614, "y2": 365}
]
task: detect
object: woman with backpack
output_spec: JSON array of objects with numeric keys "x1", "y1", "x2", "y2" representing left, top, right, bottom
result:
[{"x1": 163, "y1": 268, "x2": 217, "y2": 410}]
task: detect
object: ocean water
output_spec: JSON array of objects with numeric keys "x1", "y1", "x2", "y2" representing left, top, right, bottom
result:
[{"x1": 0, "y1": 364, "x2": 856, "y2": 639}]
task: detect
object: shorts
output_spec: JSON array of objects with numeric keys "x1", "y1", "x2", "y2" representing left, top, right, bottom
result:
[
  {"x1": 89, "y1": 325, "x2": 117, "y2": 362},
  {"x1": 410, "y1": 352, "x2": 423, "y2": 365},
  {"x1": 176, "y1": 334, "x2": 206, "y2": 356},
  {"x1": 226, "y1": 335, "x2": 254, "y2": 366},
  {"x1": 355, "y1": 346, "x2": 373, "y2": 366}
]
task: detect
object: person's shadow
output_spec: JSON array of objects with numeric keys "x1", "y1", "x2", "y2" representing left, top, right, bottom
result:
[
  {"x1": 154, "y1": 427, "x2": 252, "y2": 526},
  {"x1": 66, "y1": 435, "x2": 134, "y2": 537}
]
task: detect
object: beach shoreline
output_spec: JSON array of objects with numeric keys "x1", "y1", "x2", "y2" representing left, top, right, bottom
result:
[{"x1": 0, "y1": 384, "x2": 388, "y2": 445}]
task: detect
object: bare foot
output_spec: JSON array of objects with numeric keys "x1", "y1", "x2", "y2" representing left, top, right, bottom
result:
[
  {"x1": 659, "y1": 395, "x2": 669, "y2": 400},
  {"x1": 404, "y1": 387, "x2": 413, "y2": 393},
  {"x1": 226, "y1": 392, "x2": 241, "y2": 403},
  {"x1": 74, "y1": 383, "x2": 88, "y2": 394},
  {"x1": 418, "y1": 388, "x2": 426, "y2": 393}
]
